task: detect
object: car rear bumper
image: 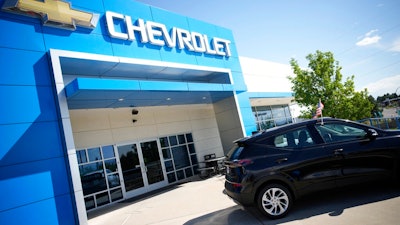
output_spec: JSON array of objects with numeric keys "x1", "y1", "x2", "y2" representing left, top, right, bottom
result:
[{"x1": 224, "y1": 180, "x2": 254, "y2": 206}]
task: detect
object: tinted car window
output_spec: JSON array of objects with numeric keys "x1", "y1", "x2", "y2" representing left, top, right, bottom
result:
[
  {"x1": 273, "y1": 127, "x2": 315, "y2": 149},
  {"x1": 226, "y1": 143, "x2": 244, "y2": 159},
  {"x1": 315, "y1": 123, "x2": 367, "y2": 143}
]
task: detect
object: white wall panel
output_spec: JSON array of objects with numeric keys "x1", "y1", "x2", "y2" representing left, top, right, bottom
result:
[
  {"x1": 70, "y1": 109, "x2": 110, "y2": 132},
  {"x1": 73, "y1": 130, "x2": 114, "y2": 148},
  {"x1": 190, "y1": 117, "x2": 218, "y2": 130},
  {"x1": 195, "y1": 137, "x2": 224, "y2": 155},
  {"x1": 215, "y1": 109, "x2": 241, "y2": 132},
  {"x1": 156, "y1": 121, "x2": 192, "y2": 136},
  {"x1": 192, "y1": 127, "x2": 220, "y2": 141},
  {"x1": 111, "y1": 125, "x2": 158, "y2": 143},
  {"x1": 70, "y1": 105, "x2": 224, "y2": 157},
  {"x1": 154, "y1": 108, "x2": 190, "y2": 123},
  {"x1": 187, "y1": 105, "x2": 215, "y2": 119}
]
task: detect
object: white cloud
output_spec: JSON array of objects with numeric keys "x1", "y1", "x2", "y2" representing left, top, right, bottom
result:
[
  {"x1": 362, "y1": 75, "x2": 400, "y2": 97},
  {"x1": 366, "y1": 29, "x2": 378, "y2": 36},
  {"x1": 356, "y1": 29, "x2": 381, "y2": 46}
]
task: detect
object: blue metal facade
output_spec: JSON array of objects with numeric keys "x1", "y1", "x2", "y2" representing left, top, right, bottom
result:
[{"x1": 0, "y1": 0, "x2": 255, "y2": 224}]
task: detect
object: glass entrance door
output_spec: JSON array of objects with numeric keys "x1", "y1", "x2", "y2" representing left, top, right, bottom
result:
[
  {"x1": 140, "y1": 140, "x2": 165, "y2": 186},
  {"x1": 117, "y1": 140, "x2": 166, "y2": 198},
  {"x1": 117, "y1": 144, "x2": 145, "y2": 195}
]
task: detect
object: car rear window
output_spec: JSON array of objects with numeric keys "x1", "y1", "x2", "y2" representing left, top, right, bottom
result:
[{"x1": 226, "y1": 143, "x2": 244, "y2": 160}]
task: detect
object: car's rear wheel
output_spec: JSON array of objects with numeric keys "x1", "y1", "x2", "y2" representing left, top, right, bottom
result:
[{"x1": 257, "y1": 184, "x2": 292, "y2": 219}]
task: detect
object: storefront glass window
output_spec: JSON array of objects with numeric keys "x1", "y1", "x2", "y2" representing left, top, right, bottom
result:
[
  {"x1": 178, "y1": 134, "x2": 186, "y2": 144},
  {"x1": 88, "y1": 147, "x2": 101, "y2": 161},
  {"x1": 102, "y1": 145, "x2": 115, "y2": 159},
  {"x1": 253, "y1": 105, "x2": 293, "y2": 131},
  {"x1": 160, "y1": 137, "x2": 169, "y2": 147},
  {"x1": 79, "y1": 163, "x2": 107, "y2": 195},
  {"x1": 185, "y1": 133, "x2": 193, "y2": 142},
  {"x1": 77, "y1": 145, "x2": 121, "y2": 211},
  {"x1": 172, "y1": 146, "x2": 190, "y2": 169},
  {"x1": 160, "y1": 133, "x2": 197, "y2": 183},
  {"x1": 169, "y1": 136, "x2": 178, "y2": 146},
  {"x1": 77, "y1": 150, "x2": 87, "y2": 164}
]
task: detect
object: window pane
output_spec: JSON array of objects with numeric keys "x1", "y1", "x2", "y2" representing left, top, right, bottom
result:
[
  {"x1": 110, "y1": 188, "x2": 123, "y2": 202},
  {"x1": 295, "y1": 129, "x2": 314, "y2": 147},
  {"x1": 178, "y1": 134, "x2": 186, "y2": 144},
  {"x1": 275, "y1": 117, "x2": 288, "y2": 126},
  {"x1": 102, "y1": 145, "x2": 115, "y2": 159},
  {"x1": 85, "y1": 196, "x2": 95, "y2": 210},
  {"x1": 185, "y1": 168, "x2": 193, "y2": 177},
  {"x1": 316, "y1": 123, "x2": 366, "y2": 142},
  {"x1": 256, "y1": 107, "x2": 272, "y2": 121},
  {"x1": 88, "y1": 147, "x2": 102, "y2": 161},
  {"x1": 284, "y1": 106, "x2": 291, "y2": 117},
  {"x1": 188, "y1": 143, "x2": 195, "y2": 154},
  {"x1": 190, "y1": 154, "x2": 198, "y2": 165},
  {"x1": 160, "y1": 137, "x2": 169, "y2": 147},
  {"x1": 77, "y1": 150, "x2": 87, "y2": 164},
  {"x1": 80, "y1": 163, "x2": 107, "y2": 195},
  {"x1": 107, "y1": 173, "x2": 120, "y2": 188},
  {"x1": 172, "y1": 146, "x2": 190, "y2": 169},
  {"x1": 259, "y1": 120, "x2": 275, "y2": 130},
  {"x1": 274, "y1": 135, "x2": 288, "y2": 147},
  {"x1": 104, "y1": 159, "x2": 118, "y2": 173},
  {"x1": 169, "y1": 136, "x2": 178, "y2": 146},
  {"x1": 176, "y1": 170, "x2": 185, "y2": 180},
  {"x1": 165, "y1": 160, "x2": 174, "y2": 172},
  {"x1": 167, "y1": 173, "x2": 176, "y2": 183},
  {"x1": 96, "y1": 192, "x2": 110, "y2": 207},
  {"x1": 271, "y1": 106, "x2": 285, "y2": 118},
  {"x1": 162, "y1": 148, "x2": 171, "y2": 159},
  {"x1": 185, "y1": 133, "x2": 193, "y2": 142}
]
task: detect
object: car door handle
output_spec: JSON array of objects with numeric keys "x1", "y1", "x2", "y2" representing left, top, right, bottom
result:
[
  {"x1": 276, "y1": 158, "x2": 288, "y2": 164},
  {"x1": 333, "y1": 149, "x2": 343, "y2": 155}
]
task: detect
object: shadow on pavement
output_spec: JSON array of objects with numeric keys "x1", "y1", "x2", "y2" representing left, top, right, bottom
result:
[
  {"x1": 184, "y1": 182, "x2": 400, "y2": 225},
  {"x1": 87, "y1": 184, "x2": 183, "y2": 220},
  {"x1": 87, "y1": 176, "x2": 211, "y2": 220}
]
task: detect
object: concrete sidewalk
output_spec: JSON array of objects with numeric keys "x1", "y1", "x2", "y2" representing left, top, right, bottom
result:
[
  {"x1": 87, "y1": 175, "x2": 400, "y2": 225},
  {"x1": 87, "y1": 175, "x2": 252, "y2": 225}
]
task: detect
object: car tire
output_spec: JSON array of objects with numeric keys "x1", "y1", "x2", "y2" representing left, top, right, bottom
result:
[{"x1": 257, "y1": 184, "x2": 293, "y2": 219}]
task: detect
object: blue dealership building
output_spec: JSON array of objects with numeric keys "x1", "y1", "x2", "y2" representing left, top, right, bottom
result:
[{"x1": 0, "y1": 0, "x2": 294, "y2": 224}]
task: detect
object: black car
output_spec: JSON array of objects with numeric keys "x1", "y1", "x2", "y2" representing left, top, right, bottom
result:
[{"x1": 224, "y1": 118, "x2": 400, "y2": 219}]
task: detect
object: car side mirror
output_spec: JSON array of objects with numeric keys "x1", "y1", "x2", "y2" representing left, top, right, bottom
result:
[{"x1": 366, "y1": 129, "x2": 378, "y2": 140}]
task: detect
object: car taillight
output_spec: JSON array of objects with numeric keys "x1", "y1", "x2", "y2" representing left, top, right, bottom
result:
[{"x1": 232, "y1": 183, "x2": 242, "y2": 188}]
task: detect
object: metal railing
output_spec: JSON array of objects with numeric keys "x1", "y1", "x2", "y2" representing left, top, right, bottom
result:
[{"x1": 358, "y1": 117, "x2": 400, "y2": 130}]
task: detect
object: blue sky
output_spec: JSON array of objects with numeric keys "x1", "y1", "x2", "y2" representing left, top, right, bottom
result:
[{"x1": 136, "y1": 0, "x2": 400, "y2": 97}]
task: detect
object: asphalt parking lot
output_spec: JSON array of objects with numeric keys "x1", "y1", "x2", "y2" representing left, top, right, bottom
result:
[{"x1": 88, "y1": 175, "x2": 400, "y2": 225}]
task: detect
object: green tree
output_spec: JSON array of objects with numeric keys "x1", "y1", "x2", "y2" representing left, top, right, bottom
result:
[
  {"x1": 288, "y1": 50, "x2": 373, "y2": 120},
  {"x1": 368, "y1": 95, "x2": 382, "y2": 117}
]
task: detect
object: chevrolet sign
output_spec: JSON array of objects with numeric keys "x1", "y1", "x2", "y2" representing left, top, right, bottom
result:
[
  {"x1": 105, "y1": 11, "x2": 232, "y2": 57},
  {"x1": 1, "y1": 0, "x2": 99, "y2": 30}
]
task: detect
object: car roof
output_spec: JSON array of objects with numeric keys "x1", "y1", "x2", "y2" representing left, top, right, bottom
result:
[{"x1": 237, "y1": 117, "x2": 369, "y2": 143}]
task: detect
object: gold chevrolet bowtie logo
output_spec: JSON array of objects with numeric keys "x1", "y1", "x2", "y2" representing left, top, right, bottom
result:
[{"x1": 2, "y1": 0, "x2": 99, "y2": 30}]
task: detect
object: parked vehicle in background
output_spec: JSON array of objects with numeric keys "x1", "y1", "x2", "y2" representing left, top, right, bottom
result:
[{"x1": 224, "y1": 118, "x2": 400, "y2": 219}]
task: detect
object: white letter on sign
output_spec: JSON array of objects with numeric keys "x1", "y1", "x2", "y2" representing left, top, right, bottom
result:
[
  {"x1": 106, "y1": 11, "x2": 128, "y2": 40},
  {"x1": 126, "y1": 16, "x2": 148, "y2": 42}
]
